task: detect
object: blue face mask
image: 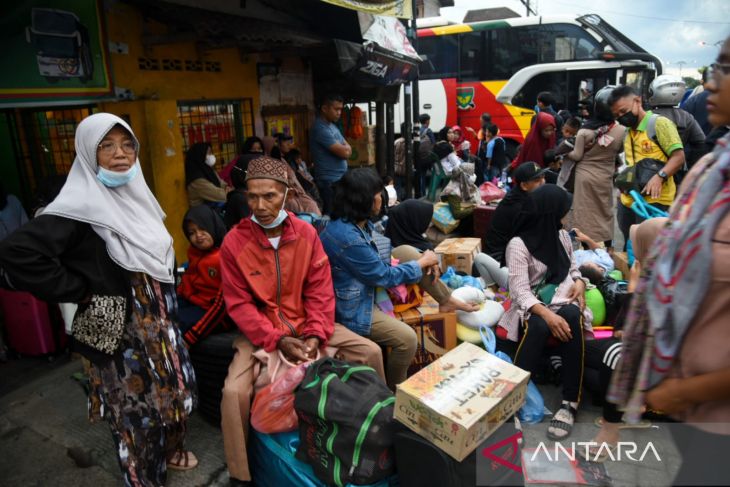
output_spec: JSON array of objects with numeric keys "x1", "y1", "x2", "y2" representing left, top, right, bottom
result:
[
  {"x1": 97, "y1": 164, "x2": 139, "y2": 188},
  {"x1": 534, "y1": 104, "x2": 541, "y2": 113},
  {"x1": 251, "y1": 189, "x2": 289, "y2": 229}
]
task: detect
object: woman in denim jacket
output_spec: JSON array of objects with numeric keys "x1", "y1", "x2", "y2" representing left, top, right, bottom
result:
[{"x1": 320, "y1": 168, "x2": 479, "y2": 388}]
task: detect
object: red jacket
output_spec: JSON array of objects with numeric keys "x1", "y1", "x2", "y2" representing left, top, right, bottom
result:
[
  {"x1": 220, "y1": 212, "x2": 335, "y2": 352},
  {"x1": 177, "y1": 246, "x2": 222, "y2": 309}
]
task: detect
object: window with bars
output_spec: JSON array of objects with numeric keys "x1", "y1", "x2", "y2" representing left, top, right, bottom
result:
[
  {"x1": 3, "y1": 106, "x2": 96, "y2": 203},
  {"x1": 177, "y1": 99, "x2": 255, "y2": 168}
]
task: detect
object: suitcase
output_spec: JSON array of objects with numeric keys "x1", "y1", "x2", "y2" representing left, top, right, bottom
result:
[
  {"x1": 0, "y1": 290, "x2": 57, "y2": 355},
  {"x1": 395, "y1": 418, "x2": 524, "y2": 487}
]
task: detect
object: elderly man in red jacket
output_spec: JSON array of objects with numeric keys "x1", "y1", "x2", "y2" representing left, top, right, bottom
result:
[{"x1": 219, "y1": 156, "x2": 384, "y2": 486}]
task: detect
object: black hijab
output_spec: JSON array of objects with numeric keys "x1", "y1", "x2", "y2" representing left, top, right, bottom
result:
[
  {"x1": 385, "y1": 200, "x2": 434, "y2": 251},
  {"x1": 484, "y1": 185, "x2": 529, "y2": 264},
  {"x1": 513, "y1": 184, "x2": 573, "y2": 284},
  {"x1": 182, "y1": 204, "x2": 227, "y2": 248},
  {"x1": 184, "y1": 142, "x2": 220, "y2": 187}
]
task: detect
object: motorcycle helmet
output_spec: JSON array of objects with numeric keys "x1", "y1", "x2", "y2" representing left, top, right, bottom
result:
[
  {"x1": 648, "y1": 74, "x2": 686, "y2": 107},
  {"x1": 593, "y1": 85, "x2": 616, "y2": 123}
]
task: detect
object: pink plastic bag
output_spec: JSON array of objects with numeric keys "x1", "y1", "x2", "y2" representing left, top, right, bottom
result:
[
  {"x1": 479, "y1": 181, "x2": 506, "y2": 204},
  {"x1": 251, "y1": 362, "x2": 309, "y2": 434}
]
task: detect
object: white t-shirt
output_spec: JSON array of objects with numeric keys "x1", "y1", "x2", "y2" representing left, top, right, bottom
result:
[{"x1": 268, "y1": 236, "x2": 281, "y2": 249}]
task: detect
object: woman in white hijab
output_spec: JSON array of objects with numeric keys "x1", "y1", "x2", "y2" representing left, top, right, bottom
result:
[{"x1": 0, "y1": 113, "x2": 198, "y2": 485}]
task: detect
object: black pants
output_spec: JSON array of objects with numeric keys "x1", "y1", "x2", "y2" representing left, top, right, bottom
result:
[
  {"x1": 617, "y1": 201, "x2": 669, "y2": 251},
  {"x1": 670, "y1": 423, "x2": 730, "y2": 486},
  {"x1": 315, "y1": 179, "x2": 335, "y2": 216},
  {"x1": 584, "y1": 338, "x2": 623, "y2": 423},
  {"x1": 515, "y1": 304, "x2": 584, "y2": 403}
]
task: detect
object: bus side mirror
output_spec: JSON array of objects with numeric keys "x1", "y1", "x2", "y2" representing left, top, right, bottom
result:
[
  {"x1": 76, "y1": 32, "x2": 82, "y2": 47},
  {"x1": 25, "y1": 26, "x2": 31, "y2": 44}
]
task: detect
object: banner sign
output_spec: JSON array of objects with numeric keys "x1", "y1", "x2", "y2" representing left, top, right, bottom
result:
[{"x1": 0, "y1": 0, "x2": 113, "y2": 106}]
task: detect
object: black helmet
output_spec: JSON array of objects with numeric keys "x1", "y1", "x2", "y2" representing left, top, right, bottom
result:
[{"x1": 594, "y1": 85, "x2": 616, "y2": 123}]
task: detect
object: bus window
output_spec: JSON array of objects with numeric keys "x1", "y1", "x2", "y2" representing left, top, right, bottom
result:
[
  {"x1": 485, "y1": 26, "x2": 541, "y2": 80},
  {"x1": 459, "y1": 31, "x2": 484, "y2": 81},
  {"x1": 540, "y1": 24, "x2": 600, "y2": 62},
  {"x1": 566, "y1": 69, "x2": 615, "y2": 111},
  {"x1": 512, "y1": 71, "x2": 567, "y2": 111},
  {"x1": 418, "y1": 34, "x2": 458, "y2": 80}
]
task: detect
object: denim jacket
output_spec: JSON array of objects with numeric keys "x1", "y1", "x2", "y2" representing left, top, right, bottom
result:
[{"x1": 319, "y1": 218, "x2": 422, "y2": 336}]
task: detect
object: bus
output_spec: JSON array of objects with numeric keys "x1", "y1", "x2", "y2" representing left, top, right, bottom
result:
[{"x1": 407, "y1": 13, "x2": 661, "y2": 157}]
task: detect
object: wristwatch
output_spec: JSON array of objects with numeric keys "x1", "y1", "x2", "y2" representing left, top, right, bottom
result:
[{"x1": 657, "y1": 169, "x2": 669, "y2": 181}]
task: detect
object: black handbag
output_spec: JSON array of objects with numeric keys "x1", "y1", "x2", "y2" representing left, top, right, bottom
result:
[{"x1": 614, "y1": 158, "x2": 664, "y2": 194}]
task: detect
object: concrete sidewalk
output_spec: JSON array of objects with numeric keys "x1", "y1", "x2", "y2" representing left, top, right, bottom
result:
[{"x1": 0, "y1": 355, "x2": 680, "y2": 486}]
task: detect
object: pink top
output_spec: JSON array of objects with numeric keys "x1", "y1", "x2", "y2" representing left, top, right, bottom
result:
[{"x1": 499, "y1": 229, "x2": 593, "y2": 342}]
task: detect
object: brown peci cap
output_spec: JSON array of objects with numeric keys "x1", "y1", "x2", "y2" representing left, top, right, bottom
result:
[{"x1": 245, "y1": 156, "x2": 289, "y2": 186}]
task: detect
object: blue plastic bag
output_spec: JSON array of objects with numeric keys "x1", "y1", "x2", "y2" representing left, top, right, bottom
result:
[
  {"x1": 479, "y1": 326, "x2": 545, "y2": 424},
  {"x1": 440, "y1": 266, "x2": 483, "y2": 290}
]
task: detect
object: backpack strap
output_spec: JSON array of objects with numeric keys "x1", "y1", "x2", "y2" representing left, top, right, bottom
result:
[{"x1": 646, "y1": 114, "x2": 669, "y2": 158}]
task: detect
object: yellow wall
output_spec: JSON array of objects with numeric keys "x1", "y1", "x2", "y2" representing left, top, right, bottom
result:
[{"x1": 99, "y1": 2, "x2": 261, "y2": 261}]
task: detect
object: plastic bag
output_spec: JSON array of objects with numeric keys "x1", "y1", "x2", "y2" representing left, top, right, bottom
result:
[
  {"x1": 251, "y1": 363, "x2": 309, "y2": 434},
  {"x1": 440, "y1": 266, "x2": 483, "y2": 290},
  {"x1": 479, "y1": 181, "x2": 506, "y2": 204},
  {"x1": 479, "y1": 326, "x2": 545, "y2": 424}
]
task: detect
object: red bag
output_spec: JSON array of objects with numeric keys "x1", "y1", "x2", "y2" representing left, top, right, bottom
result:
[
  {"x1": 479, "y1": 181, "x2": 506, "y2": 204},
  {"x1": 251, "y1": 361, "x2": 309, "y2": 434}
]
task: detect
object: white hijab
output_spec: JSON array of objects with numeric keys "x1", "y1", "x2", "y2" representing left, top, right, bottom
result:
[{"x1": 42, "y1": 113, "x2": 175, "y2": 283}]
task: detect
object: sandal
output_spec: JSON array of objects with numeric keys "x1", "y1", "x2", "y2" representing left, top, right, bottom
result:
[
  {"x1": 579, "y1": 442, "x2": 617, "y2": 463},
  {"x1": 166, "y1": 450, "x2": 198, "y2": 471},
  {"x1": 547, "y1": 402, "x2": 577, "y2": 441},
  {"x1": 594, "y1": 417, "x2": 652, "y2": 429}
]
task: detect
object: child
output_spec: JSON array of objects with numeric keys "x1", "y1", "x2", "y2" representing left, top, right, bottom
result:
[
  {"x1": 542, "y1": 149, "x2": 560, "y2": 185},
  {"x1": 177, "y1": 205, "x2": 227, "y2": 337},
  {"x1": 383, "y1": 175, "x2": 398, "y2": 207},
  {"x1": 481, "y1": 123, "x2": 509, "y2": 183},
  {"x1": 554, "y1": 117, "x2": 582, "y2": 191}
]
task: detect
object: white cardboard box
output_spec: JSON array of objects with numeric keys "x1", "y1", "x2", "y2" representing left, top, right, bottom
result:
[{"x1": 395, "y1": 342, "x2": 529, "y2": 461}]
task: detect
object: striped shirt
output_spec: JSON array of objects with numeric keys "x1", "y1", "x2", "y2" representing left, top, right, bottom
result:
[{"x1": 499, "y1": 230, "x2": 594, "y2": 342}]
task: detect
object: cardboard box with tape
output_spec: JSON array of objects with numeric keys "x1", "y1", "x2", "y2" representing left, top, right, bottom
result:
[
  {"x1": 434, "y1": 238, "x2": 482, "y2": 274},
  {"x1": 395, "y1": 342, "x2": 529, "y2": 461}
]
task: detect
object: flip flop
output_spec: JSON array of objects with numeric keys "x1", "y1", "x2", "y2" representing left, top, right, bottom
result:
[
  {"x1": 167, "y1": 450, "x2": 198, "y2": 471},
  {"x1": 594, "y1": 417, "x2": 652, "y2": 429}
]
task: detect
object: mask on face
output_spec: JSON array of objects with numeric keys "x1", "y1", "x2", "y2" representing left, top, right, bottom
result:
[
  {"x1": 96, "y1": 163, "x2": 139, "y2": 188},
  {"x1": 617, "y1": 110, "x2": 639, "y2": 128},
  {"x1": 534, "y1": 104, "x2": 541, "y2": 113},
  {"x1": 468, "y1": 174, "x2": 477, "y2": 184},
  {"x1": 251, "y1": 189, "x2": 289, "y2": 229},
  {"x1": 205, "y1": 154, "x2": 217, "y2": 167}
]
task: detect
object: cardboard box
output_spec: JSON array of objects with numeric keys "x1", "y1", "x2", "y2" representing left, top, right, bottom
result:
[
  {"x1": 612, "y1": 251, "x2": 630, "y2": 278},
  {"x1": 395, "y1": 294, "x2": 457, "y2": 375},
  {"x1": 346, "y1": 126, "x2": 375, "y2": 167},
  {"x1": 395, "y1": 342, "x2": 530, "y2": 461},
  {"x1": 435, "y1": 238, "x2": 482, "y2": 274}
]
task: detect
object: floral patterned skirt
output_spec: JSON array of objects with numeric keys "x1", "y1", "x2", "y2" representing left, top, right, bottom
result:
[{"x1": 83, "y1": 273, "x2": 197, "y2": 430}]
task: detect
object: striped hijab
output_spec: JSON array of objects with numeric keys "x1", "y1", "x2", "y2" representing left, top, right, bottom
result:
[{"x1": 609, "y1": 134, "x2": 730, "y2": 422}]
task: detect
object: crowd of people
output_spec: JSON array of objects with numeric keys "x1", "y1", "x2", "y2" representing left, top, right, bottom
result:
[{"x1": 0, "y1": 35, "x2": 729, "y2": 487}]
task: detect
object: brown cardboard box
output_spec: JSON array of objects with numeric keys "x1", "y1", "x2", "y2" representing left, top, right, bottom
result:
[
  {"x1": 395, "y1": 294, "x2": 457, "y2": 375},
  {"x1": 346, "y1": 126, "x2": 375, "y2": 167},
  {"x1": 395, "y1": 342, "x2": 530, "y2": 461},
  {"x1": 612, "y1": 251, "x2": 630, "y2": 278},
  {"x1": 435, "y1": 238, "x2": 482, "y2": 274}
]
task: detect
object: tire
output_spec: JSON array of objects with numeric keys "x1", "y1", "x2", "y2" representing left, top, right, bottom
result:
[{"x1": 189, "y1": 331, "x2": 240, "y2": 425}]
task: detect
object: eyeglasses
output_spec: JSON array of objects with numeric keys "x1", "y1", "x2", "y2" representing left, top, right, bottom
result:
[
  {"x1": 710, "y1": 62, "x2": 730, "y2": 79},
  {"x1": 98, "y1": 140, "x2": 137, "y2": 155}
]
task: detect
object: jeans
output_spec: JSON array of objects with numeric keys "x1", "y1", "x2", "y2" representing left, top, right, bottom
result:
[
  {"x1": 617, "y1": 202, "x2": 669, "y2": 251},
  {"x1": 474, "y1": 252, "x2": 509, "y2": 289},
  {"x1": 484, "y1": 165, "x2": 502, "y2": 184}
]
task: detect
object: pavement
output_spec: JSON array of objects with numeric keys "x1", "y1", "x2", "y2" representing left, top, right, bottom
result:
[{"x1": 0, "y1": 352, "x2": 681, "y2": 487}]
